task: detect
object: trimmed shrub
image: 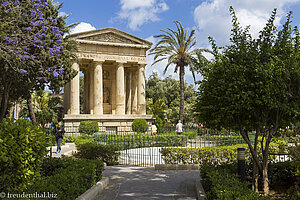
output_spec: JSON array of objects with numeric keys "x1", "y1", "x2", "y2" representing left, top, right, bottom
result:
[
  {"x1": 132, "y1": 119, "x2": 148, "y2": 133},
  {"x1": 78, "y1": 120, "x2": 98, "y2": 135},
  {"x1": 0, "y1": 119, "x2": 47, "y2": 192},
  {"x1": 161, "y1": 144, "x2": 249, "y2": 164},
  {"x1": 161, "y1": 138, "x2": 289, "y2": 164},
  {"x1": 76, "y1": 142, "x2": 120, "y2": 165},
  {"x1": 200, "y1": 163, "x2": 268, "y2": 200},
  {"x1": 154, "y1": 115, "x2": 163, "y2": 133},
  {"x1": 25, "y1": 157, "x2": 104, "y2": 200},
  {"x1": 94, "y1": 134, "x2": 187, "y2": 150}
]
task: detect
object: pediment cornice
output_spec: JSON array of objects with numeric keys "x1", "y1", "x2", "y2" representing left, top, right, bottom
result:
[{"x1": 68, "y1": 27, "x2": 152, "y2": 49}]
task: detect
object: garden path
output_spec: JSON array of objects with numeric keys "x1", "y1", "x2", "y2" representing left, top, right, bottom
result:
[{"x1": 95, "y1": 166, "x2": 199, "y2": 200}]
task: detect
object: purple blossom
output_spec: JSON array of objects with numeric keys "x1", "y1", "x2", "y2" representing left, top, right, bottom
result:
[
  {"x1": 51, "y1": 26, "x2": 59, "y2": 32},
  {"x1": 57, "y1": 39, "x2": 62, "y2": 45},
  {"x1": 1, "y1": 2, "x2": 9, "y2": 8},
  {"x1": 46, "y1": 67, "x2": 52, "y2": 72},
  {"x1": 58, "y1": 67, "x2": 64, "y2": 75},
  {"x1": 9, "y1": 49, "x2": 14, "y2": 53},
  {"x1": 40, "y1": 70, "x2": 44, "y2": 73},
  {"x1": 42, "y1": 26, "x2": 48, "y2": 31},
  {"x1": 48, "y1": 48, "x2": 54, "y2": 56},
  {"x1": 52, "y1": 19, "x2": 57, "y2": 25},
  {"x1": 25, "y1": 27, "x2": 32, "y2": 31},
  {"x1": 13, "y1": 0, "x2": 20, "y2": 5},
  {"x1": 44, "y1": 2, "x2": 48, "y2": 6},
  {"x1": 36, "y1": 32, "x2": 42, "y2": 38},
  {"x1": 4, "y1": 36, "x2": 11, "y2": 42},
  {"x1": 40, "y1": 20, "x2": 48, "y2": 26},
  {"x1": 53, "y1": 71, "x2": 59, "y2": 77},
  {"x1": 19, "y1": 69, "x2": 27, "y2": 74},
  {"x1": 55, "y1": 33, "x2": 61, "y2": 39}
]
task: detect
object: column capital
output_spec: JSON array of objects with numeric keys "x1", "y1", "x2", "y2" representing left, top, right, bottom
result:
[
  {"x1": 138, "y1": 63, "x2": 146, "y2": 67},
  {"x1": 116, "y1": 61, "x2": 126, "y2": 65},
  {"x1": 93, "y1": 61, "x2": 104, "y2": 66}
]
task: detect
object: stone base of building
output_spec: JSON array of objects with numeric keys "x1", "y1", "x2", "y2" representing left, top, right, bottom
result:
[{"x1": 63, "y1": 114, "x2": 154, "y2": 136}]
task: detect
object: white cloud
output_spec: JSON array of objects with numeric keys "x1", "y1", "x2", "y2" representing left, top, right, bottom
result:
[
  {"x1": 193, "y1": 0, "x2": 300, "y2": 46},
  {"x1": 70, "y1": 22, "x2": 96, "y2": 34},
  {"x1": 58, "y1": 12, "x2": 67, "y2": 17},
  {"x1": 117, "y1": 0, "x2": 169, "y2": 31}
]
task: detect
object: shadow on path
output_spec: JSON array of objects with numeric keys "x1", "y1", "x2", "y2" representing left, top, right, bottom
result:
[{"x1": 95, "y1": 166, "x2": 199, "y2": 200}]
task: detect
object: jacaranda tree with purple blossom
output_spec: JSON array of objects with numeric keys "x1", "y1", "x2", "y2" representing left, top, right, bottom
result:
[{"x1": 0, "y1": 0, "x2": 78, "y2": 122}]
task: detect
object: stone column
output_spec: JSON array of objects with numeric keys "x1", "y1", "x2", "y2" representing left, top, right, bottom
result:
[
  {"x1": 93, "y1": 61, "x2": 103, "y2": 115},
  {"x1": 111, "y1": 66, "x2": 116, "y2": 114},
  {"x1": 83, "y1": 69, "x2": 89, "y2": 114},
  {"x1": 126, "y1": 70, "x2": 132, "y2": 114},
  {"x1": 131, "y1": 67, "x2": 138, "y2": 114},
  {"x1": 137, "y1": 64, "x2": 146, "y2": 114},
  {"x1": 89, "y1": 65, "x2": 94, "y2": 114},
  {"x1": 116, "y1": 62, "x2": 125, "y2": 115},
  {"x1": 63, "y1": 82, "x2": 70, "y2": 114},
  {"x1": 70, "y1": 62, "x2": 80, "y2": 115}
]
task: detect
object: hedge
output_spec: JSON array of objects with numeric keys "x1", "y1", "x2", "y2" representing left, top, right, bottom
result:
[
  {"x1": 161, "y1": 138, "x2": 288, "y2": 164},
  {"x1": 94, "y1": 134, "x2": 188, "y2": 150},
  {"x1": 25, "y1": 157, "x2": 104, "y2": 200},
  {"x1": 200, "y1": 163, "x2": 269, "y2": 200},
  {"x1": 0, "y1": 119, "x2": 47, "y2": 192},
  {"x1": 75, "y1": 142, "x2": 120, "y2": 165},
  {"x1": 78, "y1": 120, "x2": 98, "y2": 135},
  {"x1": 132, "y1": 119, "x2": 148, "y2": 133}
]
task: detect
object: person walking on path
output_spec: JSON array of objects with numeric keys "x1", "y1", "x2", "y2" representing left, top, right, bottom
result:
[
  {"x1": 176, "y1": 120, "x2": 183, "y2": 135},
  {"x1": 55, "y1": 122, "x2": 64, "y2": 154}
]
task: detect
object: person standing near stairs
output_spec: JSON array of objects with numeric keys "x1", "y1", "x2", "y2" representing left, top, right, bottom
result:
[{"x1": 55, "y1": 122, "x2": 64, "y2": 154}]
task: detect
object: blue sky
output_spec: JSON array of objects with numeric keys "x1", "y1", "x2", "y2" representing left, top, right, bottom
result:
[{"x1": 57, "y1": 0, "x2": 300, "y2": 84}]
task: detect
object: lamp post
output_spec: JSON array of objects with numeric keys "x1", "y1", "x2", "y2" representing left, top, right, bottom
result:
[{"x1": 237, "y1": 148, "x2": 246, "y2": 182}]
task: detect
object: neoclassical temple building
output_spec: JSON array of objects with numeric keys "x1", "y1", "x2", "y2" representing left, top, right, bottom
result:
[{"x1": 63, "y1": 27, "x2": 154, "y2": 135}]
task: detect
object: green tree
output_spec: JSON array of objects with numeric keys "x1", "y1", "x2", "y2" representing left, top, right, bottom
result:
[
  {"x1": 149, "y1": 21, "x2": 201, "y2": 122},
  {"x1": 19, "y1": 90, "x2": 63, "y2": 129},
  {"x1": 0, "y1": 0, "x2": 77, "y2": 122},
  {"x1": 146, "y1": 72, "x2": 197, "y2": 125},
  {"x1": 194, "y1": 7, "x2": 300, "y2": 195}
]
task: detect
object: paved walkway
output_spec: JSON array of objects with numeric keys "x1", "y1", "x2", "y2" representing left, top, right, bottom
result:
[
  {"x1": 95, "y1": 166, "x2": 199, "y2": 200},
  {"x1": 46, "y1": 143, "x2": 76, "y2": 158},
  {"x1": 47, "y1": 143, "x2": 201, "y2": 199}
]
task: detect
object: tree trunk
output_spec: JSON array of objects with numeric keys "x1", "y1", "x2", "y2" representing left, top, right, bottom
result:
[
  {"x1": 27, "y1": 94, "x2": 36, "y2": 125},
  {"x1": 252, "y1": 163, "x2": 259, "y2": 192},
  {"x1": 0, "y1": 82, "x2": 10, "y2": 122},
  {"x1": 179, "y1": 65, "x2": 185, "y2": 122},
  {"x1": 0, "y1": 91, "x2": 9, "y2": 122},
  {"x1": 262, "y1": 129, "x2": 273, "y2": 196},
  {"x1": 252, "y1": 128, "x2": 260, "y2": 192},
  {"x1": 262, "y1": 162, "x2": 269, "y2": 195},
  {"x1": 239, "y1": 129, "x2": 262, "y2": 173}
]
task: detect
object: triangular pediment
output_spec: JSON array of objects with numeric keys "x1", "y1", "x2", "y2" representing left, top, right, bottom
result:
[{"x1": 69, "y1": 27, "x2": 152, "y2": 48}]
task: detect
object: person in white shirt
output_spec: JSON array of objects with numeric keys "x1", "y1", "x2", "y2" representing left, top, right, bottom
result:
[{"x1": 176, "y1": 120, "x2": 183, "y2": 135}]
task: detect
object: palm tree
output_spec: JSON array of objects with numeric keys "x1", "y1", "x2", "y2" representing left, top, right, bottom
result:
[{"x1": 149, "y1": 21, "x2": 199, "y2": 122}]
